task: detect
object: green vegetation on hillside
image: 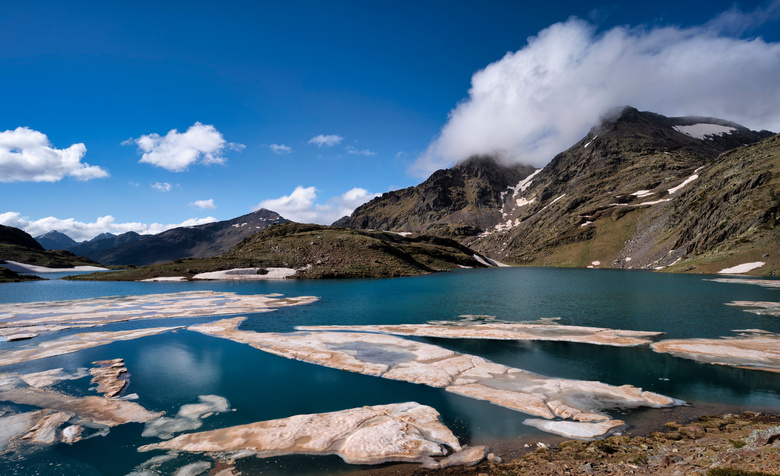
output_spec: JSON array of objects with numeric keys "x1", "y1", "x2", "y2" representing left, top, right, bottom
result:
[{"x1": 69, "y1": 223, "x2": 487, "y2": 281}]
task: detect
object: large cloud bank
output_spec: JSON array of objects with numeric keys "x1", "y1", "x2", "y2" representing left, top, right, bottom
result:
[
  {"x1": 0, "y1": 127, "x2": 109, "y2": 182},
  {"x1": 0, "y1": 212, "x2": 217, "y2": 242},
  {"x1": 412, "y1": 9, "x2": 780, "y2": 176},
  {"x1": 254, "y1": 186, "x2": 379, "y2": 224},
  {"x1": 127, "y1": 122, "x2": 244, "y2": 172}
]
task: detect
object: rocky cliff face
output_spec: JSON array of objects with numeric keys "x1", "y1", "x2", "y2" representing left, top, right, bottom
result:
[
  {"x1": 469, "y1": 107, "x2": 777, "y2": 274},
  {"x1": 339, "y1": 155, "x2": 536, "y2": 239}
]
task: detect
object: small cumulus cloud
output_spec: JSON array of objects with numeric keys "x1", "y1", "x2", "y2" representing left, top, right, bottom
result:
[
  {"x1": 190, "y1": 199, "x2": 216, "y2": 210},
  {"x1": 412, "y1": 4, "x2": 780, "y2": 176},
  {"x1": 0, "y1": 211, "x2": 217, "y2": 242},
  {"x1": 308, "y1": 134, "x2": 343, "y2": 147},
  {"x1": 346, "y1": 145, "x2": 376, "y2": 156},
  {"x1": 254, "y1": 186, "x2": 379, "y2": 224},
  {"x1": 151, "y1": 181, "x2": 172, "y2": 192},
  {"x1": 126, "y1": 122, "x2": 244, "y2": 172},
  {"x1": 0, "y1": 127, "x2": 108, "y2": 182},
  {"x1": 269, "y1": 144, "x2": 292, "y2": 154}
]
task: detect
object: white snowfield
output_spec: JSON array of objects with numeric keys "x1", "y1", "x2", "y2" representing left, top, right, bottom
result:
[
  {"x1": 667, "y1": 167, "x2": 703, "y2": 194},
  {"x1": 718, "y1": 262, "x2": 765, "y2": 274},
  {"x1": 1, "y1": 260, "x2": 108, "y2": 274},
  {"x1": 673, "y1": 123, "x2": 737, "y2": 140},
  {"x1": 193, "y1": 267, "x2": 297, "y2": 280},
  {"x1": 510, "y1": 169, "x2": 542, "y2": 196}
]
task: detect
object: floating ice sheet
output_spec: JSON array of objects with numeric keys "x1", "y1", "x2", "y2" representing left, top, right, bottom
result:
[
  {"x1": 296, "y1": 322, "x2": 663, "y2": 347},
  {"x1": 0, "y1": 291, "x2": 317, "y2": 340},
  {"x1": 188, "y1": 318, "x2": 680, "y2": 438},
  {"x1": 139, "y1": 402, "x2": 485, "y2": 468},
  {"x1": 0, "y1": 327, "x2": 181, "y2": 367},
  {"x1": 706, "y1": 278, "x2": 780, "y2": 289},
  {"x1": 652, "y1": 330, "x2": 780, "y2": 373},
  {"x1": 727, "y1": 301, "x2": 780, "y2": 317}
]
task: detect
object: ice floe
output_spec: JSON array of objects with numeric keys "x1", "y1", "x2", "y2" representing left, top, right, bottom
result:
[
  {"x1": 189, "y1": 318, "x2": 680, "y2": 438},
  {"x1": 139, "y1": 402, "x2": 485, "y2": 468},
  {"x1": 718, "y1": 262, "x2": 766, "y2": 274},
  {"x1": 651, "y1": 330, "x2": 780, "y2": 373},
  {"x1": 673, "y1": 124, "x2": 737, "y2": 140},
  {"x1": 19, "y1": 367, "x2": 90, "y2": 388},
  {"x1": 0, "y1": 291, "x2": 317, "y2": 339},
  {"x1": 296, "y1": 322, "x2": 662, "y2": 347},
  {"x1": 0, "y1": 385, "x2": 161, "y2": 426},
  {"x1": 728, "y1": 301, "x2": 780, "y2": 317},
  {"x1": 90, "y1": 358, "x2": 128, "y2": 397},
  {"x1": 142, "y1": 395, "x2": 230, "y2": 440},
  {"x1": 522, "y1": 418, "x2": 625, "y2": 439},
  {"x1": 707, "y1": 278, "x2": 780, "y2": 289},
  {"x1": 0, "y1": 327, "x2": 181, "y2": 367}
]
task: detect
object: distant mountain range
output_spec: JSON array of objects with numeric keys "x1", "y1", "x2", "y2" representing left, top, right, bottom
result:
[
  {"x1": 339, "y1": 107, "x2": 778, "y2": 275},
  {"x1": 65, "y1": 209, "x2": 288, "y2": 266}
]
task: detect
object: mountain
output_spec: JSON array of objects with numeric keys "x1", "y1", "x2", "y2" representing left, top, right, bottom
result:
[
  {"x1": 70, "y1": 222, "x2": 494, "y2": 281},
  {"x1": 88, "y1": 232, "x2": 116, "y2": 242},
  {"x1": 68, "y1": 231, "x2": 143, "y2": 256},
  {"x1": 338, "y1": 155, "x2": 537, "y2": 239},
  {"x1": 0, "y1": 225, "x2": 102, "y2": 275},
  {"x1": 339, "y1": 107, "x2": 776, "y2": 275},
  {"x1": 34, "y1": 230, "x2": 78, "y2": 250},
  {"x1": 467, "y1": 107, "x2": 777, "y2": 273},
  {"x1": 79, "y1": 209, "x2": 289, "y2": 266}
]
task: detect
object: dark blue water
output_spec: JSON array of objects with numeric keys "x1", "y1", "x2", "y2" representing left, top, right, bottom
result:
[{"x1": 1, "y1": 268, "x2": 778, "y2": 475}]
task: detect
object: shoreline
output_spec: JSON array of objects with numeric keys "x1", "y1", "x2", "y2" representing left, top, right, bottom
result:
[{"x1": 351, "y1": 402, "x2": 780, "y2": 475}]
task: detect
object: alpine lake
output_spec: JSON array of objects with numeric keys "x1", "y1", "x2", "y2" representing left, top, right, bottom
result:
[{"x1": 1, "y1": 267, "x2": 779, "y2": 475}]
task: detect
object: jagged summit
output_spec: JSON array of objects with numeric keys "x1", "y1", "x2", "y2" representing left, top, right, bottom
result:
[{"x1": 339, "y1": 154, "x2": 536, "y2": 238}]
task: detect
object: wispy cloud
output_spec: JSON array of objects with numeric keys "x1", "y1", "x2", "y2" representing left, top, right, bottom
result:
[
  {"x1": 0, "y1": 211, "x2": 217, "y2": 242},
  {"x1": 190, "y1": 199, "x2": 216, "y2": 210},
  {"x1": 254, "y1": 186, "x2": 379, "y2": 224},
  {"x1": 126, "y1": 122, "x2": 244, "y2": 172},
  {"x1": 269, "y1": 143, "x2": 292, "y2": 154},
  {"x1": 151, "y1": 181, "x2": 172, "y2": 192},
  {"x1": 412, "y1": 5, "x2": 780, "y2": 176},
  {"x1": 0, "y1": 127, "x2": 108, "y2": 182},
  {"x1": 346, "y1": 145, "x2": 376, "y2": 157},
  {"x1": 308, "y1": 134, "x2": 343, "y2": 147}
]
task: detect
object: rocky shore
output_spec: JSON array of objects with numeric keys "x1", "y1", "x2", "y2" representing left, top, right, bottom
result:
[{"x1": 367, "y1": 412, "x2": 780, "y2": 476}]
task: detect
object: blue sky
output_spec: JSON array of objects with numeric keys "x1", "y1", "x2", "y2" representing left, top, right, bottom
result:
[{"x1": 2, "y1": 0, "x2": 779, "y2": 240}]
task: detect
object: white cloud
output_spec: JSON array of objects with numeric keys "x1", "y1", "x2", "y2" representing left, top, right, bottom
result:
[
  {"x1": 0, "y1": 211, "x2": 217, "y2": 242},
  {"x1": 308, "y1": 134, "x2": 343, "y2": 147},
  {"x1": 127, "y1": 122, "x2": 245, "y2": 172},
  {"x1": 269, "y1": 144, "x2": 292, "y2": 154},
  {"x1": 0, "y1": 127, "x2": 108, "y2": 182},
  {"x1": 151, "y1": 181, "x2": 172, "y2": 192},
  {"x1": 346, "y1": 145, "x2": 376, "y2": 156},
  {"x1": 254, "y1": 186, "x2": 379, "y2": 224},
  {"x1": 191, "y1": 199, "x2": 216, "y2": 210},
  {"x1": 412, "y1": 7, "x2": 780, "y2": 176}
]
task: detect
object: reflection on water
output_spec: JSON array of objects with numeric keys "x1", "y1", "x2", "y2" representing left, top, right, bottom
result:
[{"x1": 0, "y1": 268, "x2": 779, "y2": 474}]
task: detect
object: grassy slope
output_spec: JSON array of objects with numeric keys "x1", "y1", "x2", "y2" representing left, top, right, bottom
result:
[
  {"x1": 0, "y1": 244, "x2": 103, "y2": 269},
  {"x1": 69, "y1": 223, "x2": 485, "y2": 281}
]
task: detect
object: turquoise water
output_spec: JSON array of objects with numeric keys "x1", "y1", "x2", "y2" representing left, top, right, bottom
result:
[{"x1": 1, "y1": 268, "x2": 779, "y2": 475}]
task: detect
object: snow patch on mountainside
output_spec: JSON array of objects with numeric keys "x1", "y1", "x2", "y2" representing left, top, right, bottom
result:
[{"x1": 673, "y1": 124, "x2": 737, "y2": 140}]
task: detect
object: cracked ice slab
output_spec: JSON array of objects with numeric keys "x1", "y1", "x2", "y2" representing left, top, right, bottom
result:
[
  {"x1": 188, "y1": 318, "x2": 680, "y2": 438},
  {"x1": 0, "y1": 291, "x2": 317, "y2": 339},
  {"x1": 651, "y1": 330, "x2": 780, "y2": 373},
  {"x1": 139, "y1": 402, "x2": 485, "y2": 468},
  {"x1": 706, "y1": 278, "x2": 780, "y2": 289},
  {"x1": 296, "y1": 322, "x2": 662, "y2": 347}
]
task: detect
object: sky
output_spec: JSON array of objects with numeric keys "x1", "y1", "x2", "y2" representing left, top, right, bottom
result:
[{"x1": 1, "y1": 0, "x2": 779, "y2": 241}]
